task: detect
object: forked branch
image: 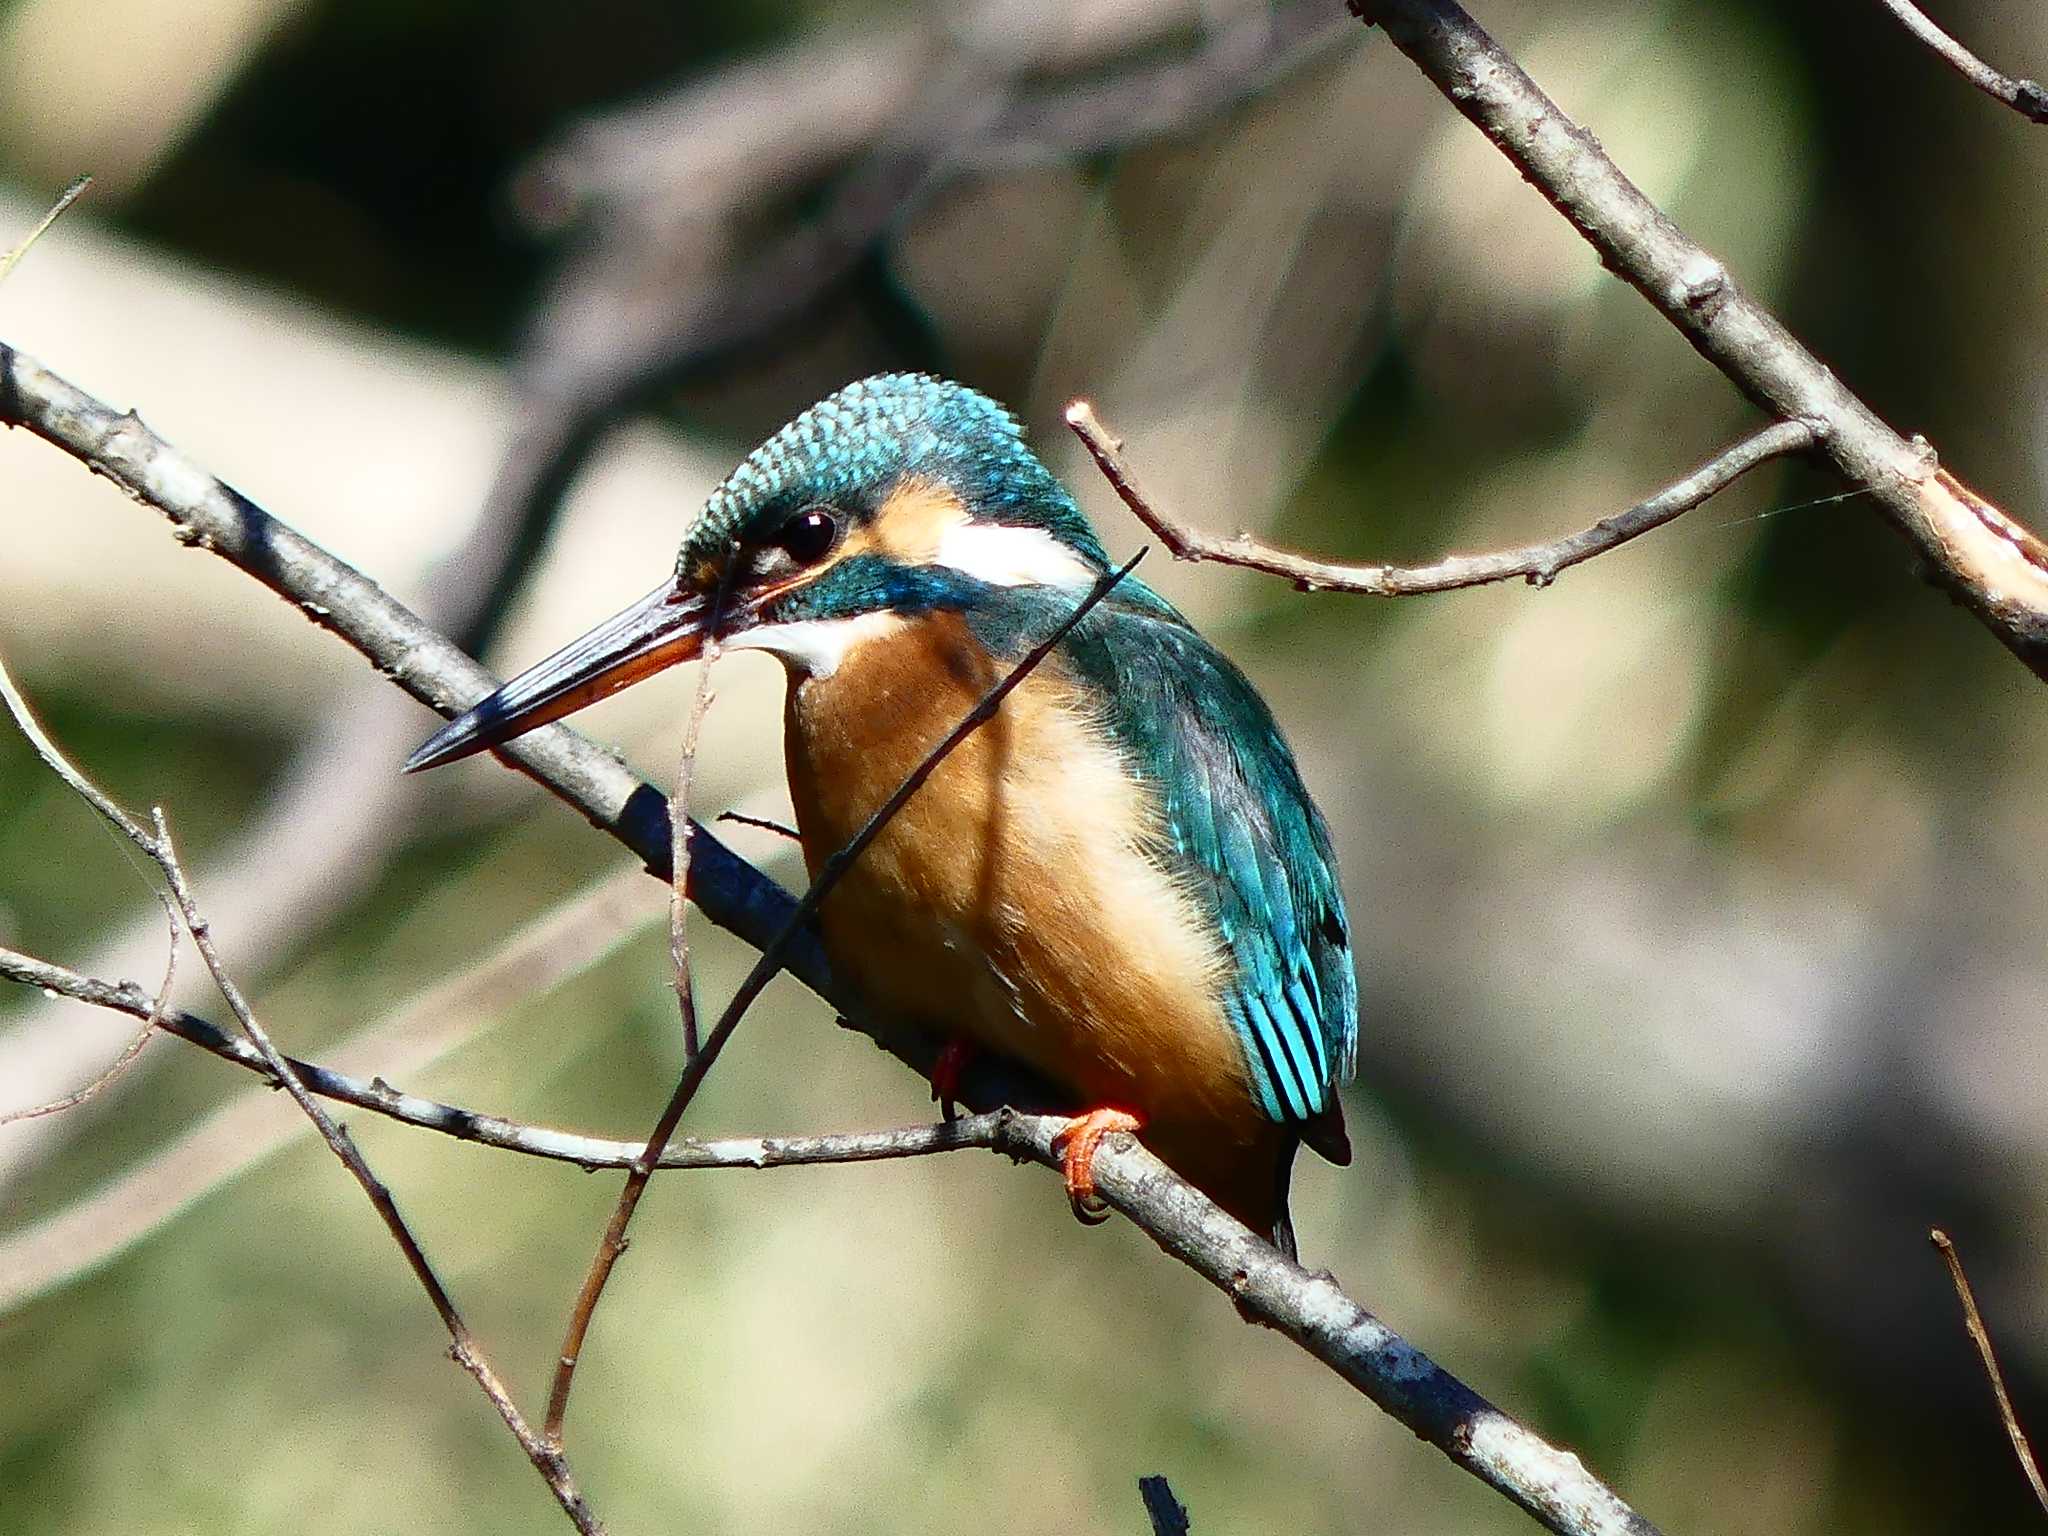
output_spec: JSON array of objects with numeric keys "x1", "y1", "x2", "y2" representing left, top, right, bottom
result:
[
  {"x1": 0, "y1": 654, "x2": 605, "y2": 1534},
  {"x1": 1068, "y1": 402, "x2": 1814, "y2": 594},
  {"x1": 1353, "y1": 0, "x2": 2048, "y2": 683}
]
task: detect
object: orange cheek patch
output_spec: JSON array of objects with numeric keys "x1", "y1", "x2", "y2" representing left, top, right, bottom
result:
[{"x1": 869, "y1": 478, "x2": 971, "y2": 564}]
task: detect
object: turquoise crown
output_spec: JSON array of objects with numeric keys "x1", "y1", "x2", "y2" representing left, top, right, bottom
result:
[{"x1": 677, "y1": 374, "x2": 1111, "y2": 574}]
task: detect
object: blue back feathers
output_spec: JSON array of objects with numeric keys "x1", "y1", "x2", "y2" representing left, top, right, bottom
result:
[{"x1": 970, "y1": 586, "x2": 1360, "y2": 1131}]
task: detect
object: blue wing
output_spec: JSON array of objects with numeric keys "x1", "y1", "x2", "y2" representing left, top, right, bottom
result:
[{"x1": 1050, "y1": 594, "x2": 1358, "y2": 1131}]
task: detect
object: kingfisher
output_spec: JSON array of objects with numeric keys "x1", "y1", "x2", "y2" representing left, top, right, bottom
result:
[{"x1": 406, "y1": 375, "x2": 1356, "y2": 1255}]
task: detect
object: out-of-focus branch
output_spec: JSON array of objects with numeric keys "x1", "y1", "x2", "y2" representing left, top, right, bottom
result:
[
  {"x1": 1875, "y1": 0, "x2": 2048, "y2": 124},
  {"x1": 0, "y1": 173, "x2": 89, "y2": 284},
  {"x1": 1068, "y1": 402, "x2": 1815, "y2": 593},
  {"x1": 478, "y1": 0, "x2": 1354, "y2": 590},
  {"x1": 1353, "y1": 0, "x2": 2048, "y2": 683},
  {"x1": 1930, "y1": 1229, "x2": 2048, "y2": 1514},
  {"x1": 2, "y1": 935, "x2": 1660, "y2": 1536},
  {"x1": 0, "y1": 651, "x2": 604, "y2": 1536}
]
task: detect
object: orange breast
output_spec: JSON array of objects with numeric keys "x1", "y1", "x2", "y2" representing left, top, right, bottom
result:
[{"x1": 782, "y1": 611, "x2": 1288, "y2": 1228}]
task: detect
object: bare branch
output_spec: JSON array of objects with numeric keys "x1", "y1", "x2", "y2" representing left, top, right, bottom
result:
[
  {"x1": 984, "y1": 1112, "x2": 1659, "y2": 1536},
  {"x1": 1068, "y1": 401, "x2": 1814, "y2": 594},
  {"x1": 547, "y1": 606, "x2": 723, "y2": 1447},
  {"x1": 0, "y1": 654, "x2": 606, "y2": 1536},
  {"x1": 1876, "y1": 0, "x2": 2048, "y2": 124},
  {"x1": 0, "y1": 174, "x2": 90, "y2": 287},
  {"x1": 0, "y1": 942, "x2": 987, "y2": 1177},
  {"x1": 1930, "y1": 1229, "x2": 2048, "y2": 1514},
  {"x1": 1353, "y1": 0, "x2": 2048, "y2": 683},
  {"x1": 3, "y1": 928, "x2": 1659, "y2": 1535},
  {"x1": 716, "y1": 809, "x2": 800, "y2": 841},
  {"x1": 0, "y1": 896, "x2": 172, "y2": 1127}
]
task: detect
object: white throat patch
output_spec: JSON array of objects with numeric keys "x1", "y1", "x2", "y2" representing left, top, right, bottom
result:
[
  {"x1": 931, "y1": 521, "x2": 1098, "y2": 589},
  {"x1": 724, "y1": 610, "x2": 905, "y2": 678}
]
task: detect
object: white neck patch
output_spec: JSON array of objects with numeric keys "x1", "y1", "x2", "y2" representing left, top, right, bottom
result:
[
  {"x1": 725, "y1": 610, "x2": 905, "y2": 678},
  {"x1": 930, "y1": 521, "x2": 1098, "y2": 589}
]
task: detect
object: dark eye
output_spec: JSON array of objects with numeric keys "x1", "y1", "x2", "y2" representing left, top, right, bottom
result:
[{"x1": 776, "y1": 507, "x2": 839, "y2": 566}]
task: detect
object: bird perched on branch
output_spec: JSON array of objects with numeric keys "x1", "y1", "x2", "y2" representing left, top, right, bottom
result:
[{"x1": 406, "y1": 375, "x2": 1356, "y2": 1255}]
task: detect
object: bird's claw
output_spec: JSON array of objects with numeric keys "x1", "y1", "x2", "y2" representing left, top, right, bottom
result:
[
  {"x1": 1052, "y1": 1108, "x2": 1142, "y2": 1227},
  {"x1": 929, "y1": 1038, "x2": 976, "y2": 1123}
]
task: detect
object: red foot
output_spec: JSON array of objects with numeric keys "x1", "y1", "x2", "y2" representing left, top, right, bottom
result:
[
  {"x1": 930, "y1": 1038, "x2": 976, "y2": 1122},
  {"x1": 1051, "y1": 1108, "x2": 1143, "y2": 1226}
]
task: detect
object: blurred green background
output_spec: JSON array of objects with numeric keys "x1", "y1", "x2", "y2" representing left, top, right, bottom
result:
[{"x1": 4, "y1": 0, "x2": 2047, "y2": 1531}]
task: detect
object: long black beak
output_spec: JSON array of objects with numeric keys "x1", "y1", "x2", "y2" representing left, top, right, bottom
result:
[{"x1": 404, "y1": 579, "x2": 713, "y2": 773}]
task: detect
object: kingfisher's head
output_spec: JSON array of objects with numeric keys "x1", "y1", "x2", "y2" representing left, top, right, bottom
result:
[{"x1": 406, "y1": 373, "x2": 1116, "y2": 772}]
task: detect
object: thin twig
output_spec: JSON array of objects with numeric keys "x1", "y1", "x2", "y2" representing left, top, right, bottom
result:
[
  {"x1": 544, "y1": 551, "x2": 1142, "y2": 1446},
  {"x1": 547, "y1": 605, "x2": 723, "y2": 1447},
  {"x1": 1068, "y1": 402, "x2": 1815, "y2": 594},
  {"x1": 0, "y1": 868, "x2": 656, "y2": 1314},
  {"x1": 668, "y1": 561, "x2": 732, "y2": 1056},
  {"x1": 1875, "y1": 0, "x2": 2048, "y2": 124},
  {"x1": 1930, "y1": 1229, "x2": 2048, "y2": 1515},
  {"x1": 1354, "y1": 0, "x2": 2048, "y2": 683},
  {"x1": 0, "y1": 895, "x2": 173, "y2": 1126},
  {"x1": 0, "y1": 946, "x2": 1013, "y2": 1178},
  {"x1": 0, "y1": 652, "x2": 606, "y2": 1536},
  {"x1": 717, "y1": 809, "x2": 800, "y2": 841},
  {"x1": 1139, "y1": 1475, "x2": 1191, "y2": 1536},
  {"x1": 0, "y1": 175, "x2": 90, "y2": 288},
  {"x1": 1, "y1": 910, "x2": 1668, "y2": 1536},
  {"x1": 671, "y1": 667, "x2": 710, "y2": 1047}
]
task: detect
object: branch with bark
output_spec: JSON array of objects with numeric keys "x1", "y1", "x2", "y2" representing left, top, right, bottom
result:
[
  {"x1": 1875, "y1": 0, "x2": 2048, "y2": 124},
  {"x1": 1069, "y1": 403, "x2": 1817, "y2": 594},
  {"x1": 1930, "y1": 1230, "x2": 2048, "y2": 1515},
  {"x1": 1351, "y1": 0, "x2": 2048, "y2": 683},
  {"x1": 0, "y1": 650, "x2": 603, "y2": 1534},
  {"x1": 0, "y1": 935, "x2": 1656, "y2": 1536}
]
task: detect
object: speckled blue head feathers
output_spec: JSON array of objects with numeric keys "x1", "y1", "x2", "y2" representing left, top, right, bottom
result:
[{"x1": 677, "y1": 373, "x2": 1110, "y2": 577}]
